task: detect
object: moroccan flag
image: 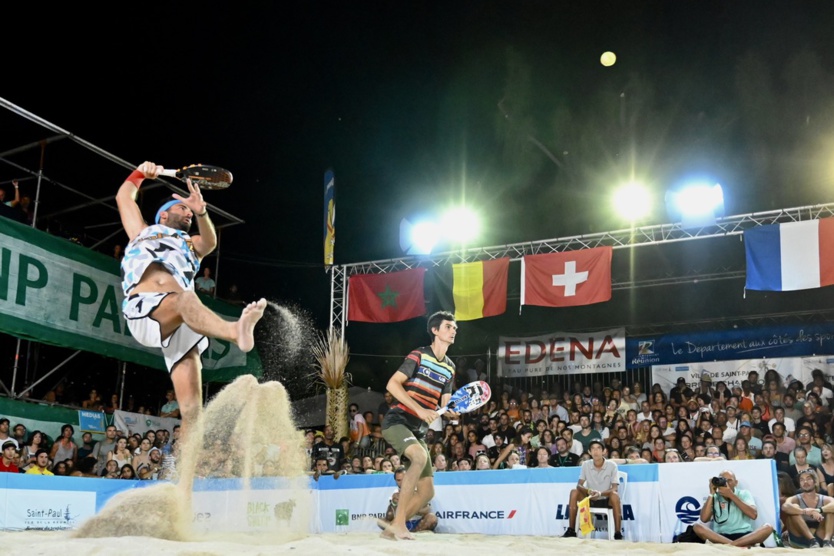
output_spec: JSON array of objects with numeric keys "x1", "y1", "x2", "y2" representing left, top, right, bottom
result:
[
  {"x1": 521, "y1": 246, "x2": 612, "y2": 308},
  {"x1": 452, "y1": 258, "x2": 509, "y2": 321},
  {"x1": 578, "y1": 495, "x2": 595, "y2": 535},
  {"x1": 745, "y1": 218, "x2": 834, "y2": 291},
  {"x1": 348, "y1": 268, "x2": 426, "y2": 323}
]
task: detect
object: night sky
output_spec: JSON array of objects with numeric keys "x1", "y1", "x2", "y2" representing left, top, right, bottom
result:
[{"x1": 3, "y1": 2, "x2": 834, "y2": 400}]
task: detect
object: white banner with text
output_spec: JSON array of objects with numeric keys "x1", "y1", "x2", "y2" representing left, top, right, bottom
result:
[{"x1": 497, "y1": 328, "x2": 625, "y2": 378}]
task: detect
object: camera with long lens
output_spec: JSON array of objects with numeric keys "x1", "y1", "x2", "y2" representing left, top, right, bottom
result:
[{"x1": 711, "y1": 476, "x2": 728, "y2": 487}]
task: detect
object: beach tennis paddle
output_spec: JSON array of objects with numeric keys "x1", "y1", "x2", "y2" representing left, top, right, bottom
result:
[
  {"x1": 437, "y1": 381, "x2": 491, "y2": 416},
  {"x1": 160, "y1": 164, "x2": 233, "y2": 189}
]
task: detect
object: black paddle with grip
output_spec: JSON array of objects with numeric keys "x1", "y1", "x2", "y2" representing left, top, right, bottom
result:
[{"x1": 160, "y1": 164, "x2": 233, "y2": 190}]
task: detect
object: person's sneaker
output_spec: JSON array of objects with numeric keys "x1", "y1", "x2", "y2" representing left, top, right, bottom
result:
[
  {"x1": 614, "y1": 532, "x2": 623, "y2": 540},
  {"x1": 824, "y1": 539, "x2": 834, "y2": 548},
  {"x1": 810, "y1": 538, "x2": 823, "y2": 549},
  {"x1": 562, "y1": 528, "x2": 577, "y2": 538}
]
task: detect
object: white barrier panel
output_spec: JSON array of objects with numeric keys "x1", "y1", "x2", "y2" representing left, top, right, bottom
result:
[
  {"x1": 314, "y1": 465, "x2": 660, "y2": 540},
  {"x1": 0, "y1": 462, "x2": 774, "y2": 542},
  {"x1": 190, "y1": 477, "x2": 318, "y2": 534},
  {"x1": 112, "y1": 410, "x2": 180, "y2": 437},
  {"x1": 657, "y1": 459, "x2": 779, "y2": 543},
  {"x1": 0, "y1": 474, "x2": 132, "y2": 530}
]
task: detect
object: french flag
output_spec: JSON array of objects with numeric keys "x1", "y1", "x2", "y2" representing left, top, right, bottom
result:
[{"x1": 744, "y1": 218, "x2": 834, "y2": 291}]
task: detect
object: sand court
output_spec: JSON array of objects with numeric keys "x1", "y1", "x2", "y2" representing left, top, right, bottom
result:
[{"x1": 0, "y1": 530, "x2": 805, "y2": 556}]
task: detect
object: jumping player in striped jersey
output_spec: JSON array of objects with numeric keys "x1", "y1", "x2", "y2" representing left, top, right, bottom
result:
[{"x1": 380, "y1": 310, "x2": 459, "y2": 540}]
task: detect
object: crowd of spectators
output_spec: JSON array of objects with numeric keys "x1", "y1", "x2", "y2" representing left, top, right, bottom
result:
[
  {"x1": 37, "y1": 384, "x2": 179, "y2": 419},
  {"x1": 0, "y1": 418, "x2": 180, "y2": 480},
  {"x1": 309, "y1": 368, "x2": 834, "y2": 483}
]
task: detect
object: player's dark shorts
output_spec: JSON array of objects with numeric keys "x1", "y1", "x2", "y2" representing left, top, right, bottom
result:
[
  {"x1": 590, "y1": 499, "x2": 611, "y2": 508},
  {"x1": 722, "y1": 531, "x2": 752, "y2": 541},
  {"x1": 382, "y1": 410, "x2": 432, "y2": 479}
]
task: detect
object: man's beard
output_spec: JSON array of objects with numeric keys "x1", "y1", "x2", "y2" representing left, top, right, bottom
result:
[{"x1": 166, "y1": 214, "x2": 191, "y2": 233}]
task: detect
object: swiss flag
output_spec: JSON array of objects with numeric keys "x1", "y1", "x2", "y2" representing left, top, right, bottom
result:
[{"x1": 521, "y1": 247, "x2": 613, "y2": 308}]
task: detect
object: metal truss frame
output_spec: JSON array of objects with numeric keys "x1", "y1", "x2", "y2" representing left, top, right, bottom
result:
[{"x1": 330, "y1": 202, "x2": 834, "y2": 334}]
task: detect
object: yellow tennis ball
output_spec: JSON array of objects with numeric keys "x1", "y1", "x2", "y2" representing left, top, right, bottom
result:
[{"x1": 600, "y1": 51, "x2": 617, "y2": 67}]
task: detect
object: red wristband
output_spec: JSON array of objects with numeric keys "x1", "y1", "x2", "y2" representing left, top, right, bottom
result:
[{"x1": 126, "y1": 169, "x2": 145, "y2": 188}]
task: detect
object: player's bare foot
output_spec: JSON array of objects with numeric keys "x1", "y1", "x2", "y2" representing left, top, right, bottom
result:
[
  {"x1": 380, "y1": 522, "x2": 414, "y2": 541},
  {"x1": 377, "y1": 519, "x2": 396, "y2": 540},
  {"x1": 236, "y1": 298, "x2": 266, "y2": 352}
]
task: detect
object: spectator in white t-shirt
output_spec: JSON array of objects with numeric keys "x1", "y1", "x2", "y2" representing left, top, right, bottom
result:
[{"x1": 768, "y1": 406, "x2": 795, "y2": 437}]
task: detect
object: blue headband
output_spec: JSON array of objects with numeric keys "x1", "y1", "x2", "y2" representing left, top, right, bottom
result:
[{"x1": 155, "y1": 200, "x2": 182, "y2": 224}]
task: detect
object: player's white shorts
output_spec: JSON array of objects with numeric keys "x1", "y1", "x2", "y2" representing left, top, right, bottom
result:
[{"x1": 123, "y1": 292, "x2": 209, "y2": 372}]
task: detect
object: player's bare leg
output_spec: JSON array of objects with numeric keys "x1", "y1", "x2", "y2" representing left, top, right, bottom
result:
[
  {"x1": 168, "y1": 349, "x2": 205, "y2": 532},
  {"x1": 169, "y1": 349, "x2": 203, "y2": 442},
  {"x1": 155, "y1": 291, "x2": 266, "y2": 351},
  {"x1": 382, "y1": 443, "x2": 428, "y2": 540}
]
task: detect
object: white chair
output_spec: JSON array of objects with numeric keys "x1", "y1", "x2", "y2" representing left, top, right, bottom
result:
[{"x1": 584, "y1": 470, "x2": 628, "y2": 540}]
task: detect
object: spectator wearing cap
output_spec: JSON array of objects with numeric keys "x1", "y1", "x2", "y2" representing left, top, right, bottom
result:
[
  {"x1": 670, "y1": 377, "x2": 694, "y2": 406},
  {"x1": 697, "y1": 373, "x2": 715, "y2": 398},
  {"x1": 735, "y1": 421, "x2": 762, "y2": 455},
  {"x1": 0, "y1": 440, "x2": 19, "y2": 473},
  {"x1": 137, "y1": 447, "x2": 163, "y2": 479}
]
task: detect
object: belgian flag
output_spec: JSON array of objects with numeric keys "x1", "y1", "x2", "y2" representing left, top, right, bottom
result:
[{"x1": 432, "y1": 258, "x2": 509, "y2": 321}]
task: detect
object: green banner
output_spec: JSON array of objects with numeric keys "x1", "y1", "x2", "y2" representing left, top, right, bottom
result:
[{"x1": 0, "y1": 217, "x2": 261, "y2": 382}]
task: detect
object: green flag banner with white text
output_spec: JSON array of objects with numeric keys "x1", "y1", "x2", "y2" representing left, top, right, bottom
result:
[{"x1": 0, "y1": 217, "x2": 261, "y2": 382}]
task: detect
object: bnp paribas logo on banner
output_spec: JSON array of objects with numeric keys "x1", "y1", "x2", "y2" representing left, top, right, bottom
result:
[{"x1": 335, "y1": 508, "x2": 349, "y2": 531}]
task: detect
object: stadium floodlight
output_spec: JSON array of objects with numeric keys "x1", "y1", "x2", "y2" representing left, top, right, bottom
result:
[
  {"x1": 666, "y1": 182, "x2": 724, "y2": 228},
  {"x1": 399, "y1": 217, "x2": 440, "y2": 255},
  {"x1": 440, "y1": 207, "x2": 481, "y2": 245},
  {"x1": 612, "y1": 181, "x2": 652, "y2": 222},
  {"x1": 400, "y1": 206, "x2": 481, "y2": 255}
]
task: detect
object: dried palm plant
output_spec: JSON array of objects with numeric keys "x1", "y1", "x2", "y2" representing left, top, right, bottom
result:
[{"x1": 310, "y1": 327, "x2": 351, "y2": 441}]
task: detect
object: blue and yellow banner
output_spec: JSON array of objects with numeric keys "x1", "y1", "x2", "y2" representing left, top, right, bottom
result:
[{"x1": 324, "y1": 169, "x2": 335, "y2": 266}]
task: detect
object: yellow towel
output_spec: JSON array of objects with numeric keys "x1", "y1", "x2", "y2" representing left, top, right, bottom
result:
[{"x1": 578, "y1": 495, "x2": 595, "y2": 536}]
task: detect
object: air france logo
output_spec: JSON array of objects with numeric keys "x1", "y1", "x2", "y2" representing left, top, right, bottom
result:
[
  {"x1": 435, "y1": 509, "x2": 517, "y2": 519},
  {"x1": 676, "y1": 496, "x2": 702, "y2": 525}
]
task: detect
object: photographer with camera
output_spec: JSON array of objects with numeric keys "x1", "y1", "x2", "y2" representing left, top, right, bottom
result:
[
  {"x1": 692, "y1": 470, "x2": 774, "y2": 547},
  {"x1": 781, "y1": 468, "x2": 834, "y2": 548}
]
